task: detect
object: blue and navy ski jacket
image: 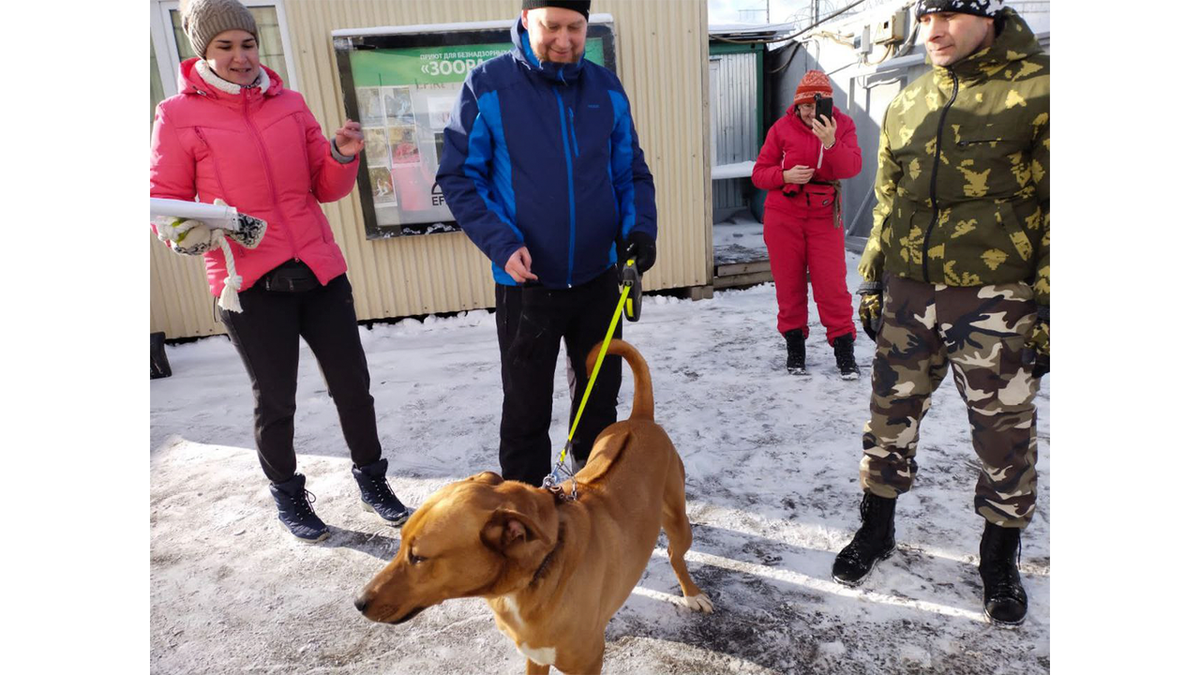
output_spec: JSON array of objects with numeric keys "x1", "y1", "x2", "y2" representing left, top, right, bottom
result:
[{"x1": 436, "y1": 17, "x2": 657, "y2": 289}]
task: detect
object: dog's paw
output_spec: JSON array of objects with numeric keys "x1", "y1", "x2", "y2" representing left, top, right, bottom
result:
[{"x1": 684, "y1": 593, "x2": 714, "y2": 613}]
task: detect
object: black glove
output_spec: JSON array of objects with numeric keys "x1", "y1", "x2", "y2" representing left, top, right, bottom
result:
[
  {"x1": 856, "y1": 281, "x2": 883, "y2": 342},
  {"x1": 620, "y1": 231, "x2": 656, "y2": 274}
]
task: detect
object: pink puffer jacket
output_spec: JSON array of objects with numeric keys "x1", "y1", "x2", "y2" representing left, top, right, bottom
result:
[{"x1": 150, "y1": 58, "x2": 359, "y2": 297}]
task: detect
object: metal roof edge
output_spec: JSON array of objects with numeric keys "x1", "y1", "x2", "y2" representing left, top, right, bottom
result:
[{"x1": 332, "y1": 13, "x2": 614, "y2": 38}]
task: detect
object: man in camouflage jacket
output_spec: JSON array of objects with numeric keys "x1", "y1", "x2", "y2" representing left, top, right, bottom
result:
[{"x1": 830, "y1": 0, "x2": 1049, "y2": 628}]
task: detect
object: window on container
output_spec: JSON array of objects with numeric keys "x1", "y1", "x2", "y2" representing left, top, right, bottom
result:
[{"x1": 168, "y1": 5, "x2": 290, "y2": 88}]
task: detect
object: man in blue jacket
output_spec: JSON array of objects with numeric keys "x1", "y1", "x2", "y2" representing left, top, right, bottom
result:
[{"x1": 437, "y1": 0, "x2": 658, "y2": 486}]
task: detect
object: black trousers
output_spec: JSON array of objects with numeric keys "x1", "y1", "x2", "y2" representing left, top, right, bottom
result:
[
  {"x1": 495, "y1": 266, "x2": 623, "y2": 486},
  {"x1": 220, "y1": 269, "x2": 382, "y2": 484}
]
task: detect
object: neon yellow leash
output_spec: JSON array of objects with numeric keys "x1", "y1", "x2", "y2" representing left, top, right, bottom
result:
[
  {"x1": 560, "y1": 258, "x2": 636, "y2": 463},
  {"x1": 542, "y1": 258, "x2": 638, "y2": 496}
]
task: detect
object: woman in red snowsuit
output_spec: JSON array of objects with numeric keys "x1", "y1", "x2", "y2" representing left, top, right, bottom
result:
[{"x1": 752, "y1": 70, "x2": 862, "y2": 378}]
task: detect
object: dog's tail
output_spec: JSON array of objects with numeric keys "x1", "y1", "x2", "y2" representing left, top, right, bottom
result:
[{"x1": 586, "y1": 339, "x2": 653, "y2": 422}]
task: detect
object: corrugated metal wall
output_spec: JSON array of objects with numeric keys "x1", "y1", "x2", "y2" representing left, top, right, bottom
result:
[
  {"x1": 150, "y1": 0, "x2": 711, "y2": 339},
  {"x1": 710, "y1": 52, "x2": 757, "y2": 213}
]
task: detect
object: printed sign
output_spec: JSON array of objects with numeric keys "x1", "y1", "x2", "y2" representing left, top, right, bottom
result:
[{"x1": 335, "y1": 24, "x2": 615, "y2": 238}]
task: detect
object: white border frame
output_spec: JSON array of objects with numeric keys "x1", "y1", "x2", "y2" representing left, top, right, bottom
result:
[
  {"x1": 150, "y1": 1, "x2": 178, "y2": 97},
  {"x1": 150, "y1": 0, "x2": 300, "y2": 98}
]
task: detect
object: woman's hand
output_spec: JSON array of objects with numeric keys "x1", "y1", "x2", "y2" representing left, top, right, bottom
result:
[
  {"x1": 812, "y1": 114, "x2": 837, "y2": 149},
  {"x1": 334, "y1": 119, "x2": 365, "y2": 157},
  {"x1": 783, "y1": 165, "x2": 815, "y2": 185}
]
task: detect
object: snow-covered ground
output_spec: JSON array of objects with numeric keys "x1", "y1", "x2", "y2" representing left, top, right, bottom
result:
[{"x1": 150, "y1": 250, "x2": 1050, "y2": 674}]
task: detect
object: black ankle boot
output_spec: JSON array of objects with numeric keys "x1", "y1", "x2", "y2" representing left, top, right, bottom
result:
[
  {"x1": 832, "y1": 333, "x2": 860, "y2": 380},
  {"x1": 269, "y1": 474, "x2": 330, "y2": 543},
  {"x1": 353, "y1": 458, "x2": 411, "y2": 527},
  {"x1": 783, "y1": 329, "x2": 807, "y2": 375},
  {"x1": 832, "y1": 492, "x2": 896, "y2": 586},
  {"x1": 979, "y1": 521, "x2": 1027, "y2": 626}
]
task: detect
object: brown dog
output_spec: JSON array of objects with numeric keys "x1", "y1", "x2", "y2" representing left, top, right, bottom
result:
[{"x1": 355, "y1": 339, "x2": 712, "y2": 674}]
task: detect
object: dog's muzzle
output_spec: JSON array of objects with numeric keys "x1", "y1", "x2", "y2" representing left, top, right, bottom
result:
[
  {"x1": 354, "y1": 594, "x2": 427, "y2": 625},
  {"x1": 394, "y1": 606, "x2": 427, "y2": 624}
]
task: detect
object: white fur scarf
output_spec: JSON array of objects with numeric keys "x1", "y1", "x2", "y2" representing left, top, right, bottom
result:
[{"x1": 194, "y1": 60, "x2": 270, "y2": 96}]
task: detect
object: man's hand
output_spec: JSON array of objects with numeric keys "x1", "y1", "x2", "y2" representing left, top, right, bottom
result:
[
  {"x1": 505, "y1": 247, "x2": 539, "y2": 284},
  {"x1": 783, "y1": 165, "x2": 815, "y2": 185},
  {"x1": 620, "y1": 231, "x2": 656, "y2": 273},
  {"x1": 857, "y1": 282, "x2": 883, "y2": 342},
  {"x1": 1025, "y1": 308, "x2": 1049, "y2": 378},
  {"x1": 334, "y1": 119, "x2": 365, "y2": 157},
  {"x1": 812, "y1": 114, "x2": 837, "y2": 148}
]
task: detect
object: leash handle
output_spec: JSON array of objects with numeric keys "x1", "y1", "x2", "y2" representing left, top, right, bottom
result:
[
  {"x1": 620, "y1": 258, "x2": 642, "y2": 322},
  {"x1": 556, "y1": 260, "x2": 636, "y2": 466}
]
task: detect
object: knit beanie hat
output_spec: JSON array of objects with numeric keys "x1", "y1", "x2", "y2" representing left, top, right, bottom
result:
[
  {"x1": 915, "y1": 0, "x2": 1002, "y2": 19},
  {"x1": 521, "y1": 0, "x2": 591, "y2": 21},
  {"x1": 793, "y1": 70, "x2": 833, "y2": 106},
  {"x1": 181, "y1": 0, "x2": 259, "y2": 59}
]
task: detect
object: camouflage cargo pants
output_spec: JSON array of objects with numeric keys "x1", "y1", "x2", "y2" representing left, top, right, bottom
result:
[{"x1": 861, "y1": 275, "x2": 1041, "y2": 528}]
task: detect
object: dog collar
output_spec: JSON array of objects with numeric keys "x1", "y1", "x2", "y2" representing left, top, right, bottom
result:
[
  {"x1": 532, "y1": 524, "x2": 566, "y2": 583},
  {"x1": 544, "y1": 484, "x2": 575, "y2": 503}
]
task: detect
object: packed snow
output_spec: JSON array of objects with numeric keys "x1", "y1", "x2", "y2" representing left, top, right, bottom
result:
[{"x1": 150, "y1": 249, "x2": 1050, "y2": 674}]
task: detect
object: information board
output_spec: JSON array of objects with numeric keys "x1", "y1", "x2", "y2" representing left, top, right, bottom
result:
[{"x1": 333, "y1": 19, "x2": 616, "y2": 239}]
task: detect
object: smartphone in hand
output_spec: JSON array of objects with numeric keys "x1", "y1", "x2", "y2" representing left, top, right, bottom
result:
[{"x1": 815, "y1": 93, "x2": 834, "y2": 126}]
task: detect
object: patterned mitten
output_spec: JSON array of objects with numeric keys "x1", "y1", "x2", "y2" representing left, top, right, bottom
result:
[
  {"x1": 158, "y1": 218, "x2": 215, "y2": 255},
  {"x1": 213, "y1": 198, "x2": 267, "y2": 249}
]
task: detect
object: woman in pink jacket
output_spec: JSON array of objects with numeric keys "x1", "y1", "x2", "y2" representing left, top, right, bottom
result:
[
  {"x1": 150, "y1": 0, "x2": 409, "y2": 543},
  {"x1": 752, "y1": 70, "x2": 863, "y2": 379}
]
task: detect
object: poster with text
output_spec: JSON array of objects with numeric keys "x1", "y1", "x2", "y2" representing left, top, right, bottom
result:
[{"x1": 337, "y1": 26, "x2": 614, "y2": 238}]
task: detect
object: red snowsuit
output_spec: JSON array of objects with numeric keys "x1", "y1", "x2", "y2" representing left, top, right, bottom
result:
[{"x1": 752, "y1": 107, "x2": 862, "y2": 343}]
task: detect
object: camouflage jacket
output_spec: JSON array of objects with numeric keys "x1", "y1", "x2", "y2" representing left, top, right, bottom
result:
[{"x1": 860, "y1": 8, "x2": 1050, "y2": 306}]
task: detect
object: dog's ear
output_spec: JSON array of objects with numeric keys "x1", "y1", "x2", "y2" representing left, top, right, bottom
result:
[
  {"x1": 481, "y1": 508, "x2": 548, "y2": 556},
  {"x1": 467, "y1": 471, "x2": 505, "y2": 486}
]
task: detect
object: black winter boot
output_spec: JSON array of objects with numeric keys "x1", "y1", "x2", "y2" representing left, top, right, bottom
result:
[
  {"x1": 832, "y1": 333, "x2": 860, "y2": 380},
  {"x1": 783, "y1": 329, "x2": 807, "y2": 375},
  {"x1": 832, "y1": 492, "x2": 896, "y2": 586},
  {"x1": 979, "y1": 521, "x2": 1028, "y2": 626},
  {"x1": 352, "y1": 458, "x2": 411, "y2": 527},
  {"x1": 269, "y1": 474, "x2": 330, "y2": 543}
]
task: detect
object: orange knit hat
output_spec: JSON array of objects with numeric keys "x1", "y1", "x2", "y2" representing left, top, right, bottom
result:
[{"x1": 793, "y1": 70, "x2": 833, "y2": 106}]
